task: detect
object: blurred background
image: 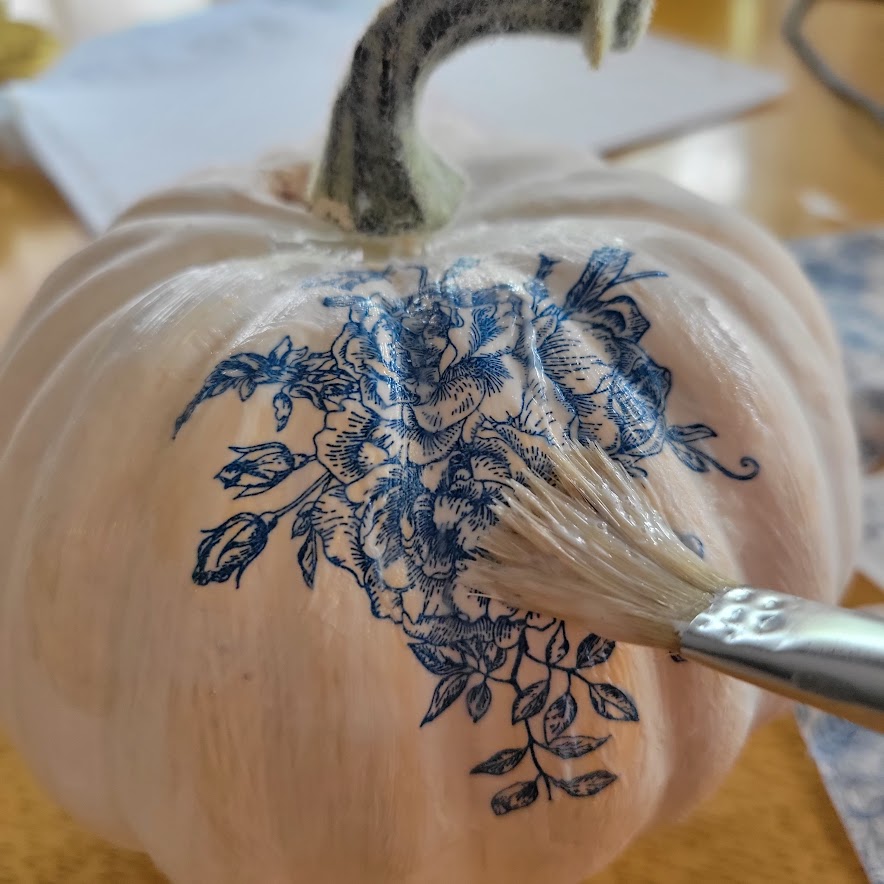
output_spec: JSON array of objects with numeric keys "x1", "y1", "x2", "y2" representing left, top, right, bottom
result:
[
  {"x1": 0, "y1": 1, "x2": 882, "y2": 882},
  {"x1": 1, "y1": 1, "x2": 880, "y2": 229},
  {"x1": 5, "y1": 0, "x2": 213, "y2": 44}
]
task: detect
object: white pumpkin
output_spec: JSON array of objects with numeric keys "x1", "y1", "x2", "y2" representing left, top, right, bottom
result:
[{"x1": 0, "y1": 2, "x2": 860, "y2": 883}]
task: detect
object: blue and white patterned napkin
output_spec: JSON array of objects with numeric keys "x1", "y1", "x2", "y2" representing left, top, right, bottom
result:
[
  {"x1": 790, "y1": 229, "x2": 884, "y2": 884},
  {"x1": 859, "y1": 473, "x2": 884, "y2": 593},
  {"x1": 791, "y1": 230, "x2": 884, "y2": 473},
  {"x1": 790, "y1": 229, "x2": 884, "y2": 590},
  {"x1": 796, "y1": 705, "x2": 884, "y2": 884}
]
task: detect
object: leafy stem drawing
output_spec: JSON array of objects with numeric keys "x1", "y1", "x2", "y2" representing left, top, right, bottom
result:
[
  {"x1": 175, "y1": 247, "x2": 760, "y2": 816},
  {"x1": 526, "y1": 724, "x2": 554, "y2": 801},
  {"x1": 471, "y1": 624, "x2": 620, "y2": 814}
]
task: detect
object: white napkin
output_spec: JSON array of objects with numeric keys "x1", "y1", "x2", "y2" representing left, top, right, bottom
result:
[{"x1": 0, "y1": 0, "x2": 787, "y2": 232}]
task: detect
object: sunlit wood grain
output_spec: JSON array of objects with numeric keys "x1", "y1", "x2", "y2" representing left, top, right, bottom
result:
[{"x1": 614, "y1": 0, "x2": 884, "y2": 238}]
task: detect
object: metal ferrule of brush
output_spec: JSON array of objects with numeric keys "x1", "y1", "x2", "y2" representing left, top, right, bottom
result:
[{"x1": 679, "y1": 587, "x2": 884, "y2": 734}]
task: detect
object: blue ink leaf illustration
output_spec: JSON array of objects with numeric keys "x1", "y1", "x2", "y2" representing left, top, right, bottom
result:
[
  {"x1": 311, "y1": 486, "x2": 368, "y2": 589},
  {"x1": 273, "y1": 391, "x2": 294, "y2": 431},
  {"x1": 470, "y1": 747, "x2": 528, "y2": 776},
  {"x1": 563, "y1": 247, "x2": 667, "y2": 317},
  {"x1": 667, "y1": 427, "x2": 760, "y2": 480},
  {"x1": 297, "y1": 529, "x2": 318, "y2": 589},
  {"x1": 535, "y1": 254, "x2": 559, "y2": 280},
  {"x1": 670, "y1": 442, "x2": 761, "y2": 481},
  {"x1": 467, "y1": 681, "x2": 492, "y2": 723},
  {"x1": 555, "y1": 770, "x2": 618, "y2": 797},
  {"x1": 670, "y1": 442, "x2": 711, "y2": 473},
  {"x1": 525, "y1": 611, "x2": 556, "y2": 630},
  {"x1": 485, "y1": 643, "x2": 508, "y2": 672},
  {"x1": 546, "y1": 622, "x2": 569, "y2": 664},
  {"x1": 564, "y1": 247, "x2": 632, "y2": 313},
  {"x1": 580, "y1": 295, "x2": 650, "y2": 342},
  {"x1": 409, "y1": 643, "x2": 465, "y2": 677},
  {"x1": 668, "y1": 423, "x2": 717, "y2": 444},
  {"x1": 309, "y1": 266, "x2": 392, "y2": 294},
  {"x1": 291, "y1": 509, "x2": 312, "y2": 538},
  {"x1": 677, "y1": 533, "x2": 706, "y2": 559},
  {"x1": 544, "y1": 692, "x2": 577, "y2": 743},
  {"x1": 422, "y1": 671, "x2": 471, "y2": 726},
  {"x1": 512, "y1": 680, "x2": 550, "y2": 723},
  {"x1": 576, "y1": 634, "x2": 616, "y2": 669},
  {"x1": 270, "y1": 336, "x2": 293, "y2": 362},
  {"x1": 238, "y1": 378, "x2": 258, "y2": 402},
  {"x1": 494, "y1": 425, "x2": 554, "y2": 480},
  {"x1": 588, "y1": 683, "x2": 640, "y2": 722},
  {"x1": 175, "y1": 248, "x2": 759, "y2": 816},
  {"x1": 269, "y1": 335, "x2": 309, "y2": 365},
  {"x1": 491, "y1": 781, "x2": 539, "y2": 816},
  {"x1": 546, "y1": 735, "x2": 610, "y2": 759}
]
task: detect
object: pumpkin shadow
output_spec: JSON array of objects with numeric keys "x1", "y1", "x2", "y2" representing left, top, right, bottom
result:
[{"x1": 0, "y1": 732, "x2": 166, "y2": 884}]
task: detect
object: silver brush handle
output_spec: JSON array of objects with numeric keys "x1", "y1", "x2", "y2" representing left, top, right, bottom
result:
[{"x1": 680, "y1": 588, "x2": 884, "y2": 734}]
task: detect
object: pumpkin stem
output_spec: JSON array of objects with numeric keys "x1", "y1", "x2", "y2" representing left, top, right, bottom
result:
[{"x1": 308, "y1": 0, "x2": 655, "y2": 238}]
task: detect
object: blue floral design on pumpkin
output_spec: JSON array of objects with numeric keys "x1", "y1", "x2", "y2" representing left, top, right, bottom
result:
[{"x1": 175, "y1": 248, "x2": 759, "y2": 816}]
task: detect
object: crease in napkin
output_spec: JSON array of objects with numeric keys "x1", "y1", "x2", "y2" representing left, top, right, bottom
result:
[{"x1": 0, "y1": 0, "x2": 786, "y2": 233}]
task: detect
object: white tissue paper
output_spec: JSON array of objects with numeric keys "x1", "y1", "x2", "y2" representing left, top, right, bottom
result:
[{"x1": 0, "y1": 0, "x2": 787, "y2": 232}]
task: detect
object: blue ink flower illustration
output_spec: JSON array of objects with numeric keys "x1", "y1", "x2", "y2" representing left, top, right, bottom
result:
[{"x1": 175, "y1": 248, "x2": 760, "y2": 816}]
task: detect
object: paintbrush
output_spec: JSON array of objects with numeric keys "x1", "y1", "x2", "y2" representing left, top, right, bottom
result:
[{"x1": 470, "y1": 442, "x2": 884, "y2": 734}]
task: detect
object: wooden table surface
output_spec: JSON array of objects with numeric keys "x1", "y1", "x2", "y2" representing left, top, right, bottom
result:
[{"x1": 0, "y1": 0, "x2": 882, "y2": 881}]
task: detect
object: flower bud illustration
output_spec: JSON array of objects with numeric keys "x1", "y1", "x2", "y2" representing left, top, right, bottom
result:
[
  {"x1": 193, "y1": 513, "x2": 273, "y2": 587},
  {"x1": 215, "y1": 443, "x2": 306, "y2": 498}
]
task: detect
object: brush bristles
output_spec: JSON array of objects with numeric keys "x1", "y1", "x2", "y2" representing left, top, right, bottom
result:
[{"x1": 469, "y1": 442, "x2": 738, "y2": 650}]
